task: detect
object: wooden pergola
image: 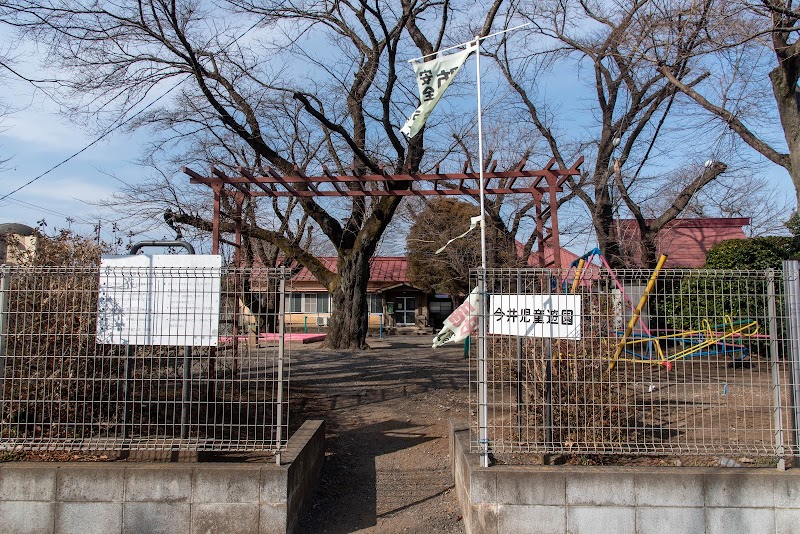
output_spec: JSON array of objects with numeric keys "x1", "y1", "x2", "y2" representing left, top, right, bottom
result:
[{"x1": 184, "y1": 156, "x2": 583, "y2": 268}]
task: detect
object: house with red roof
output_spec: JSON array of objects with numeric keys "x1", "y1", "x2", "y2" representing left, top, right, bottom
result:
[
  {"x1": 615, "y1": 218, "x2": 751, "y2": 268},
  {"x1": 281, "y1": 242, "x2": 586, "y2": 332},
  {"x1": 283, "y1": 256, "x2": 439, "y2": 332},
  {"x1": 522, "y1": 243, "x2": 582, "y2": 268},
  {"x1": 257, "y1": 219, "x2": 749, "y2": 335}
]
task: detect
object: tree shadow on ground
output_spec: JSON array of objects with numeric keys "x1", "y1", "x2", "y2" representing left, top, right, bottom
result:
[{"x1": 296, "y1": 419, "x2": 435, "y2": 533}]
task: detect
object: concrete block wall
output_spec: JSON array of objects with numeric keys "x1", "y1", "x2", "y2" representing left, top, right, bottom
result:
[
  {"x1": 450, "y1": 421, "x2": 800, "y2": 534},
  {"x1": 0, "y1": 419, "x2": 324, "y2": 534}
]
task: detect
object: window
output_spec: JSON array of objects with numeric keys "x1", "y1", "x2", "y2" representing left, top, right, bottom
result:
[
  {"x1": 394, "y1": 296, "x2": 416, "y2": 325},
  {"x1": 429, "y1": 301, "x2": 452, "y2": 315},
  {"x1": 303, "y1": 294, "x2": 316, "y2": 313},
  {"x1": 317, "y1": 293, "x2": 330, "y2": 313},
  {"x1": 288, "y1": 293, "x2": 302, "y2": 313},
  {"x1": 368, "y1": 294, "x2": 382, "y2": 314},
  {"x1": 286, "y1": 292, "x2": 330, "y2": 313}
]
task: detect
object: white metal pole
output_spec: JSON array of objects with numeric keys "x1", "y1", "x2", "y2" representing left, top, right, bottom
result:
[
  {"x1": 405, "y1": 24, "x2": 534, "y2": 470},
  {"x1": 476, "y1": 42, "x2": 487, "y2": 271},
  {"x1": 276, "y1": 268, "x2": 287, "y2": 465},
  {"x1": 0, "y1": 266, "x2": 9, "y2": 404},
  {"x1": 783, "y1": 260, "x2": 800, "y2": 466},
  {"x1": 475, "y1": 36, "x2": 490, "y2": 468}
]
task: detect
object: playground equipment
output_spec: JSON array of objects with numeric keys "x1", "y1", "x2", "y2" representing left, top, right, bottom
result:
[
  {"x1": 565, "y1": 248, "x2": 655, "y2": 337},
  {"x1": 565, "y1": 249, "x2": 762, "y2": 370},
  {"x1": 619, "y1": 316, "x2": 760, "y2": 364},
  {"x1": 564, "y1": 249, "x2": 666, "y2": 367},
  {"x1": 608, "y1": 254, "x2": 668, "y2": 371}
]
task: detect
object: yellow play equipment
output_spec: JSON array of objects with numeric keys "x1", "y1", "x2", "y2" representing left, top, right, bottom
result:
[
  {"x1": 603, "y1": 255, "x2": 761, "y2": 371},
  {"x1": 612, "y1": 316, "x2": 760, "y2": 369}
]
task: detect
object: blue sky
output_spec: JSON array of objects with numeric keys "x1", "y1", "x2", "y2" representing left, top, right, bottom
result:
[
  {"x1": 1, "y1": 17, "x2": 797, "y2": 258},
  {"x1": 0, "y1": 68, "x2": 168, "y2": 246}
]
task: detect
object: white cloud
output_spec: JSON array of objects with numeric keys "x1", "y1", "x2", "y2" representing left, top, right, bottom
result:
[
  {"x1": 2, "y1": 118, "x2": 89, "y2": 153},
  {"x1": 23, "y1": 175, "x2": 118, "y2": 203}
]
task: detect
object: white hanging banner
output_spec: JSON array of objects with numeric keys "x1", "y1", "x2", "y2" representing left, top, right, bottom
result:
[
  {"x1": 400, "y1": 42, "x2": 477, "y2": 139},
  {"x1": 436, "y1": 215, "x2": 482, "y2": 254},
  {"x1": 489, "y1": 294, "x2": 582, "y2": 339},
  {"x1": 432, "y1": 287, "x2": 482, "y2": 348}
]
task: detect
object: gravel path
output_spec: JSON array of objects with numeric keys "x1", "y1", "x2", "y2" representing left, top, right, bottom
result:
[{"x1": 289, "y1": 335, "x2": 469, "y2": 534}]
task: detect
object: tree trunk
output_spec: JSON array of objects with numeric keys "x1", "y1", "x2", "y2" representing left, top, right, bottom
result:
[
  {"x1": 597, "y1": 230, "x2": 625, "y2": 270},
  {"x1": 769, "y1": 65, "x2": 800, "y2": 207},
  {"x1": 325, "y1": 249, "x2": 371, "y2": 350},
  {"x1": 639, "y1": 229, "x2": 659, "y2": 269},
  {"x1": 594, "y1": 186, "x2": 626, "y2": 269}
]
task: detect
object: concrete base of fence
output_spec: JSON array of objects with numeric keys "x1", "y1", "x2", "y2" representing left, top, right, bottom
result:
[
  {"x1": 450, "y1": 420, "x2": 800, "y2": 534},
  {"x1": 0, "y1": 419, "x2": 324, "y2": 534}
]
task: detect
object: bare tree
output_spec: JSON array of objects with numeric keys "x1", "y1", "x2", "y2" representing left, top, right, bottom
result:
[
  {"x1": 643, "y1": 167, "x2": 792, "y2": 236},
  {"x1": 6, "y1": 0, "x2": 506, "y2": 349},
  {"x1": 656, "y1": 0, "x2": 800, "y2": 208},
  {"x1": 0, "y1": 27, "x2": 21, "y2": 170},
  {"x1": 485, "y1": 0, "x2": 730, "y2": 268}
]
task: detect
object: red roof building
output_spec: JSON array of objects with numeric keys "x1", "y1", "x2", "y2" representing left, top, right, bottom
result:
[
  {"x1": 277, "y1": 256, "x2": 428, "y2": 331},
  {"x1": 523, "y1": 244, "x2": 582, "y2": 268},
  {"x1": 283, "y1": 245, "x2": 585, "y2": 332},
  {"x1": 616, "y1": 218, "x2": 751, "y2": 268},
  {"x1": 289, "y1": 256, "x2": 410, "y2": 291}
]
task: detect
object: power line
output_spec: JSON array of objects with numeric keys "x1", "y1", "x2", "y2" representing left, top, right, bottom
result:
[
  {"x1": 0, "y1": 189, "x2": 163, "y2": 241},
  {"x1": 0, "y1": 11, "x2": 269, "y2": 202},
  {"x1": 0, "y1": 81, "x2": 184, "y2": 202},
  {"x1": 0, "y1": 195, "x2": 95, "y2": 225}
]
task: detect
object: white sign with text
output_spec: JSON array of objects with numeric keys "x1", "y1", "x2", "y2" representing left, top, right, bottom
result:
[
  {"x1": 97, "y1": 254, "x2": 222, "y2": 346},
  {"x1": 489, "y1": 294, "x2": 582, "y2": 339}
]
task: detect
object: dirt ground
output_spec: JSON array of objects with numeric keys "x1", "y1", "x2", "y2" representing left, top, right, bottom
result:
[
  {"x1": 286, "y1": 333, "x2": 787, "y2": 534},
  {"x1": 288, "y1": 334, "x2": 469, "y2": 534}
]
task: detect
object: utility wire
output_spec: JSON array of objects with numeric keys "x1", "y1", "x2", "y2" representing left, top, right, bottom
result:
[
  {"x1": 0, "y1": 11, "x2": 269, "y2": 203},
  {"x1": 0, "y1": 195, "x2": 96, "y2": 225},
  {"x1": 0, "y1": 81, "x2": 183, "y2": 203}
]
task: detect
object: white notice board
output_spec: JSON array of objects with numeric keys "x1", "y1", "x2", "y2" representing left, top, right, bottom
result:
[
  {"x1": 489, "y1": 294, "x2": 582, "y2": 339},
  {"x1": 97, "y1": 254, "x2": 222, "y2": 346}
]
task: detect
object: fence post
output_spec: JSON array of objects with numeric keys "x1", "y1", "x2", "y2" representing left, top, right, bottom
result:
[
  {"x1": 0, "y1": 265, "x2": 10, "y2": 401},
  {"x1": 516, "y1": 272, "x2": 523, "y2": 438},
  {"x1": 275, "y1": 268, "x2": 287, "y2": 465},
  {"x1": 545, "y1": 337, "x2": 553, "y2": 449},
  {"x1": 478, "y1": 275, "x2": 490, "y2": 467},
  {"x1": 181, "y1": 344, "x2": 191, "y2": 439},
  {"x1": 767, "y1": 269, "x2": 786, "y2": 470},
  {"x1": 123, "y1": 343, "x2": 133, "y2": 440},
  {"x1": 783, "y1": 260, "x2": 800, "y2": 467}
]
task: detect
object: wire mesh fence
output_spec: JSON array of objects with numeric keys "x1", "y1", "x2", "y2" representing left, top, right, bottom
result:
[
  {"x1": 470, "y1": 266, "x2": 800, "y2": 459},
  {"x1": 0, "y1": 265, "x2": 289, "y2": 452}
]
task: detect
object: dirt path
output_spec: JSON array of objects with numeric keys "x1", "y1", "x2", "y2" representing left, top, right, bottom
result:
[{"x1": 289, "y1": 335, "x2": 469, "y2": 534}]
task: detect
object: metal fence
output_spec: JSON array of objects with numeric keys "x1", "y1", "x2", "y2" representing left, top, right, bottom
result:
[
  {"x1": 0, "y1": 265, "x2": 289, "y2": 453},
  {"x1": 470, "y1": 266, "x2": 800, "y2": 461}
]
